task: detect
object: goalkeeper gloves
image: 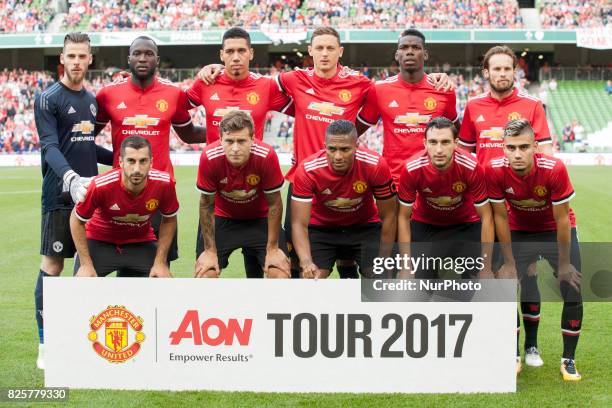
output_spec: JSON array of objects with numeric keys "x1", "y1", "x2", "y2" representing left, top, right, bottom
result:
[{"x1": 62, "y1": 170, "x2": 92, "y2": 204}]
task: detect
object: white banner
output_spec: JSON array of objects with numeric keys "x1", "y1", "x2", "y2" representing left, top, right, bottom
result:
[
  {"x1": 45, "y1": 279, "x2": 515, "y2": 393},
  {"x1": 576, "y1": 26, "x2": 612, "y2": 50}
]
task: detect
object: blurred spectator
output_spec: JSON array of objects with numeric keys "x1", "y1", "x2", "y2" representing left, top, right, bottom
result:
[
  {"x1": 562, "y1": 123, "x2": 575, "y2": 143},
  {"x1": 605, "y1": 80, "x2": 612, "y2": 95},
  {"x1": 549, "y1": 77, "x2": 558, "y2": 91}
]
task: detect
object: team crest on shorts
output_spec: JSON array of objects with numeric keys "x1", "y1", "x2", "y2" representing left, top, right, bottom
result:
[
  {"x1": 508, "y1": 112, "x2": 522, "y2": 121},
  {"x1": 424, "y1": 97, "x2": 437, "y2": 110},
  {"x1": 145, "y1": 198, "x2": 159, "y2": 211},
  {"x1": 352, "y1": 180, "x2": 368, "y2": 193},
  {"x1": 246, "y1": 174, "x2": 260, "y2": 186},
  {"x1": 246, "y1": 92, "x2": 260, "y2": 105},
  {"x1": 88, "y1": 306, "x2": 145, "y2": 363},
  {"x1": 533, "y1": 185, "x2": 548, "y2": 197},
  {"x1": 452, "y1": 181, "x2": 467, "y2": 193},
  {"x1": 52, "y1": 241, "x2": 63, "y2": 253},
  {"x1": 156, "y1": 99, "x2": 169, "y2": 113},
  {"x1": 338, "y1": 89, "x2": 352, "y2": 102}
]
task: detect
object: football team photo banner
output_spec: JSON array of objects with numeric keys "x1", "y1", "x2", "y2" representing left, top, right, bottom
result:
[{"x1": 44, "y1": 279, "x2": 516, "y2": 393}]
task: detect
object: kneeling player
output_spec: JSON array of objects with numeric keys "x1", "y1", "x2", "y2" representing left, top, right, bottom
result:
[
  {"x1": 487, "y1": 119, "x2": 582, "y2": 381},
  {"x1": 291, "y1": 120, "x2": 397, "y2": 279},
  {"x1": 195, "y1": 111, "x2": 289, "y2": 278},
  {"x1": 71, "y1": 136, "x2": 178, "y2": 278},
  {"x1": 397, "y1": 117, "x2": 494, "y2": 279}
]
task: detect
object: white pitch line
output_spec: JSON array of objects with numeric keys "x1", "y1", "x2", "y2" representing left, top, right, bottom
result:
[{"x1": 1, "y1": 190, "x2": 41, "y2": 194}]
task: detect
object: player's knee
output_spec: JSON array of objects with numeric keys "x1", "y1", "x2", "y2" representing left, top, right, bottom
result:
[
  {"x1": 266, "y1": 267, "x2": 290, "y2": 279},
  {"x1": 40, "y1": 256, "x2": 64, "y2": 276},
  {"x1": 202, "y1": 270, "x2": 221, "y2": 278}
]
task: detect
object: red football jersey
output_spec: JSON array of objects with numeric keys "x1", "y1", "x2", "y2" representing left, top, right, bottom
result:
[
  {"x1": 187, "y1": 71, "x2": 293, "y2": 143},
  {"x1": 292, "y1": 148, "x2": 395, "y2": 226},
  {"x1": 358, "y1": 74, "x2": 457, "y2": 183},
  {"x1": 276, "y1": 65, "x2": 373, "y2": 181},
  {"x1": 95, "y1": 76, "x2": 193, "y2": 175},
  {"x1": 459, "y1": 88, "x2": 551, "y2": 165},
  {"x1": 486, "y1": 153, "x2": 576, "y2": 231},
  {"x1": 196, "y1": 139, "x2": 284, "y2": 219},
  {"x1": 75, "y1": 168, "x2": 179, "y2": 245},
  {"x1": 398, "y1": 150, "x2": 489, "y2": 226}
]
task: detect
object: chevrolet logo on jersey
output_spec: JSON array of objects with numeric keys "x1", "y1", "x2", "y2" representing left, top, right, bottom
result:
[
  {"x1": 480, "y1": 127, "x2": 505, "y2": 140},
  {"x1": 72, "y1": 121, "x2": 94, "y2": 134},
  {"x1": 426, "y1": 195, "x2": 463, "y2": 207},
  {"x1": 212, "y1": 107, "x2": 252, "y2": 117},
  {"x1": 307, "y1": 102, "x2": 345, "y2": 116},
  {"x1": 324, "y1": 197, "x2": 363, "y2": 210},
  {"x1": 394, "y1": 113, "x2": 431, "y2": 126},
  {"x1": 112, "y1": 214, "x2": 150, "y2": 222},
  {"x1": 122, "y1": 115, "x2": 160, "y2": 128},
  {"x1": 509, "y1": 198, "x2": 546, "y2": 208},
  {"x1": 220, "y1": 189, "x2": 257, "y2": 201}
]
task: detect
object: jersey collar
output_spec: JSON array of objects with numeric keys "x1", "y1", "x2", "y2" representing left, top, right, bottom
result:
[
  {"x1": 488, "y1": 87, "x2": 519, "y2": 105},
  {"x1": 128, "y1": 75, "x2": 158, "y2": 93}
]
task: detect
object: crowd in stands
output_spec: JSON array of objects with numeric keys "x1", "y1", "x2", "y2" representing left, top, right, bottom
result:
[
  {"x1": 62, "y1": 0, "x2": 523, "y2": 31},
  {"x1": 539, "y1": 0, "x2": 611, "y2": 29},
  {"x1": 3, "y1": 0, "x2": 612, "y2": 33},
  {"x1": 0, "y1": 0, "x2": 53, "y2": 33}
]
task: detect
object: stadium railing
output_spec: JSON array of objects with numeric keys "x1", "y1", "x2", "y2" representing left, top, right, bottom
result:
[{"x1": 539, "y1": 67, "x2": 612, "y2": 82}]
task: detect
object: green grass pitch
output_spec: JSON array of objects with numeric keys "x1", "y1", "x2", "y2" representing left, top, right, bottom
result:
[{"x1": 0, "y1": 165, "x2": 610, "y2": 407}]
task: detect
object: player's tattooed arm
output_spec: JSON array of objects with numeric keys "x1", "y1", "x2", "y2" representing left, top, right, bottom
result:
[
  {"x1": 197, "y1": 64, "x2": 224, "y2": 85},
  {"x1": 491, "y1": 201, "x2": 517, "y2": 279},
  {"x1": 290, "y1": 199, "x2": 318, "y2": 279},
  {"x1": 397, "y1": 203, "x2": 413, "y2": 278},
  {"x1": 195, "y1": 194, "x2": 220, "y2": 278},
  {"x1": 264, "y1": 191, "x2": 290, "y2": 278},
  {"x1": 150, "y1": 215, "x2": 176, "y2": 278},
  {"x1": 69, "y1": 210, "x2": 97, "y2": 277},
  {"x1": 475, "y1": 202, "x2": 495, "y2": 278},
  {"x1": 553, "y1": 202, "x2": 581, "y2": 291},
  {"x1": 173, "y1": 123, "x2": 206, "y2": 144}
]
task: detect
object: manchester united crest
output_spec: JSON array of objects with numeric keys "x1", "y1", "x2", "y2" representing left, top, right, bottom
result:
[
  {"x1": 246, "y1": 174, "x2": 260, "y2": 186},
  {"x1": 338, "y1": 89, "x2": 352, "y2": 102},
  {"x1": 156, "y1": 99, "x2": 169, "y2": 113},
  {"x1": 353, "y1": 180, "x2": 368, "y2": 193},
  {"x1": 145, "y1": 198, "x2": 159, "y2": 211},
  {"x1": 246, "y1": 92, "x2": 260, "y2": 105},
  {"x1": 508, "y1": 111, "x2": 522, "y2": 121},
  {"x1": 424, "y1": 97, "x2": 437, "y2": 110},
  {"x1": 452, "y1": 181, "x2": 467, "y2": 193},
  {"x1": 533, "y1": 185, "x2": 548, "y2": 197},
  {"x1": 88, "y1": 306, "x2": 145, "y2": 363}
]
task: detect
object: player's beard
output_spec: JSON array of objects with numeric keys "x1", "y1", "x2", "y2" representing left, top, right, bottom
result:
[
  {"x1": 130, "y1": 65, "x2": 156, "y2": 82},
  {"x1": 65, "y1": 69, "x2": 85, "y2": 85},
  {"x1": 489, "y1": 80, "x2": 513, "y2": 94}
]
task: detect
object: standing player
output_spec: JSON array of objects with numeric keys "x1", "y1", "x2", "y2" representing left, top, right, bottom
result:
[
  {"x1": 187, "y1": 27, "x2": 293, "y2": 278},
  {"x1": 291, "y1": 120, "x2": 397, "y2": 278},
  {"x1": 459, "y1": 45, "x2": 553, "y2": 366},
  {"x1": 200, "y1": 26, "x2": 451, "y2": 278},
  {"x1": 397, "y1": 118, "x2": 494, "y2": 279},
  {"x1": 33, "y1": 32, "x2": 113, "y2": 370},
  {"x1": 459, "y1": 45, "x2": 553, "y2": 163},
  {"x1": 357, "y1": 29, "x2": 458, "y2": 184},
  {"x1": 94, "y1": 36, "x2": 204, "y2": 265},
  {"x1": 71, "y1": 136, "x2": 178, "y2": 278},
  {"x1": 487, "y1": 119, "x2": 582, "y2": 381},
  {"x1": 195, "y1": 111, "x2": 289, "y2": 278}
]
